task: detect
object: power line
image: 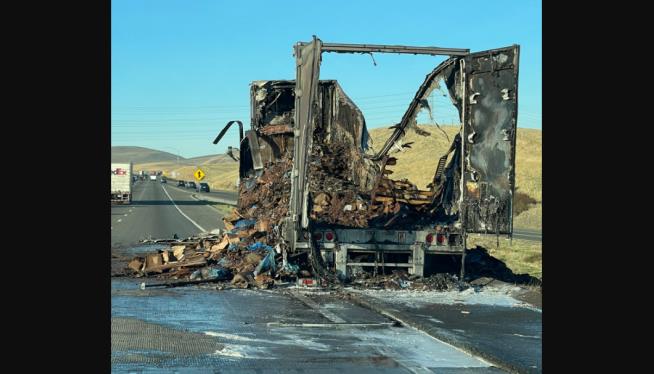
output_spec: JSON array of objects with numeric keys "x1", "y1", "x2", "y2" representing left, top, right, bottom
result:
[
  {"x1": 111, "y1": 94, "x2": 461, "y2": 125},
  {"x1": 351, "y1": 91, "x2": 416, "y2": 100},
  {"x1": 111, "y1": 117, "x2": 247, "y2": 124},
  {"x1": 112, "y1": 102, "x2": 417, "y2": 124},
  {"x1": 112, "y1": 104, "x2": 250, "y2": 110},
  {"x1": 112, "y1": 91, "x2": 418, "y2": 111}
]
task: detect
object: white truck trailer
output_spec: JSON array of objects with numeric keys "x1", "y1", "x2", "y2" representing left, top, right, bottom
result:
[{"x1": 111, "y1": 163, "x2": 133, "y2": 204}]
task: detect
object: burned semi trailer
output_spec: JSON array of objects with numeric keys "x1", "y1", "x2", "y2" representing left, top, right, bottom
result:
[{"x1": 215, "y1": 37, "x2": 520, "y2": 279}]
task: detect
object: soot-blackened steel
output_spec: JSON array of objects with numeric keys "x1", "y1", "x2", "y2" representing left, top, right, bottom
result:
[{"x1": 461, "y1": 46, "x2": 520, "y2": 235}]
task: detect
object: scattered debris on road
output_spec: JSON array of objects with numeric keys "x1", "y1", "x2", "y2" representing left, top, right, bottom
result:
[
  {"x1": 127, "y1": 212, "x2": 318, "y2": 289},
  {"x1": 120, "y1": 226, "x2": 539, "y2": 292}
]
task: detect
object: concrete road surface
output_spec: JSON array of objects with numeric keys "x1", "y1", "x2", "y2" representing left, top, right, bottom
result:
[
  {"x1": 354, "y1": 287, "x2": 542, "y2": 373},
  {"x1": 111, "y1": 180, "x2": 226, "y2": 248},
  {"x1": 112, "y1": 278, "x2": 505, "y2": 373},
  {"x1": 199, "y1": 189, "x2": 238, "y2": 203}
]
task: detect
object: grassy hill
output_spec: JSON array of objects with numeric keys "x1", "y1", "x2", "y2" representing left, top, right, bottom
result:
[
  {"x1": 185, "y1": 154, "x2": 233, "y2": 165},
  {"x1": 113, "y1": 146, "x2": 239, "y2": 190},
  {"x1": 135, "y1": 157, "x2": 240, "y2": 191},
  {"x1": 111, "y1": 146, "x2": 183, "y2": 164}
]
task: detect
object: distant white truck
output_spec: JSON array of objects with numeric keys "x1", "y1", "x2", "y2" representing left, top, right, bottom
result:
[
  {"x1": 111, "y1": 163, "x2": 133, "y2": 204},
  {"x1": 149, "y1": 175, "x2": 157, "y2": 181}
]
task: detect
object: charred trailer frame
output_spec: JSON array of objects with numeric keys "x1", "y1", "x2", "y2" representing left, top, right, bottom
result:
[{"x1": 215, "y1": 37, "x2": 520, "y2": 280}]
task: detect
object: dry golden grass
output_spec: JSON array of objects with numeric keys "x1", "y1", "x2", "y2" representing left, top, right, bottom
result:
[{"x1": 513, "y1": 204, "x2": 542, "y2": 230}]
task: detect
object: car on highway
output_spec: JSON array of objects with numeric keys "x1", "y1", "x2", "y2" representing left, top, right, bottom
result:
[
  {"x1": 187, "y1": 181, "x2": 197, "y2": 189},
  {"x1": 199, "y1": 182, "x2": 210, "y2": 192},
  {"x1": 160, "y1": 177, "x2": 167, "y2": 183},
  {"x1": 177, "y1": 180, "x2": 186, "y2": 187}
]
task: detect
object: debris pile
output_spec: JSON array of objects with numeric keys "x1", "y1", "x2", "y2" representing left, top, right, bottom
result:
[
  {"x1": 237, "y1": 157, "x2": 293, "y2": 227},
  {"x1": 126, "y1": 208, "x2": 313, "y2": 289},
  {"x1": 307, "y1": 175, "x2": 439, "y2": 229},
  {"x1": 351, "y1": 270, "x2": 468, "y2": 291},
  {"x1": 302, "y1": 113, "x2": 447, "y2": 229}
]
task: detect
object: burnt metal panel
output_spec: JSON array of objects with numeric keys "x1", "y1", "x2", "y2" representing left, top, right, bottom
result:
[
  {"x1": 320, "y1": 81, "x2": 379, "y2": 191},
  {"x1": 289, "y1": 37, "x2": 323, "y2": 242},
  {"x1": 461, "y1": 45, "x2": 520, "y2": 234},
  {"x1": 245, "y1": 130, "x2": 263, "y2": 171},
  {"x1": 239, "y1": 137, "x2": 253, "y2": 178},
  {"x1": 212, "y1": 120, "x2": 244, "y2": 145},
  {"x1": 298, "y1": 42, "x2": 469, "y2": 56}
]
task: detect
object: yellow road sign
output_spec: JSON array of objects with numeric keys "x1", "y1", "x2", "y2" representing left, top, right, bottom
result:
[{"x1": 194, "y1": 168, "x2": 206, "y2": 181}]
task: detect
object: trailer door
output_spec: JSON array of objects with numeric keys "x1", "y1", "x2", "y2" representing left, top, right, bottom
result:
[{"x1": 461, "y1": 45, "x2": 520, "y2": 235}]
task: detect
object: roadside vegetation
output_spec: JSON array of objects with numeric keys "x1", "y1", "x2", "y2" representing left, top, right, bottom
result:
[{"x1": 208, "y1": 203, "x2": 234, "y2": 216}]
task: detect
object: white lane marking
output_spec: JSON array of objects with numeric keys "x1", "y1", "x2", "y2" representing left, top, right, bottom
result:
[
  {"x1": 117, "y1": 219, "x2": 122, "y2": 223},
  {"x1": 136, "y1": 181, "x2": 148, "y2": 201},
  {"x1": 161, "y1": 185, "x2": 206, "y2": 232},
  {"x1": 123, "y1": 214, "x2": 128, "y2": 216},
  {"x1": 513, "y1": 333, "x2": 541, "y2": 339}
]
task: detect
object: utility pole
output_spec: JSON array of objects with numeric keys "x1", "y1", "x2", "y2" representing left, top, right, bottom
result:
[{"x1": 162, "y1": 146, "x2": 181, "y2": 179}]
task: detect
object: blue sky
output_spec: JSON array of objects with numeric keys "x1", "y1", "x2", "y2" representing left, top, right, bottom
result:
[{"x1": 112, "y1": 0, "x2": 541, "y2": 158}]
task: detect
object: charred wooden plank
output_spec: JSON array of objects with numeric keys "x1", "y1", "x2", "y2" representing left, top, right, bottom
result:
[{"x1": 261, "y1": 124, "x2": 293, "y2": 135}]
